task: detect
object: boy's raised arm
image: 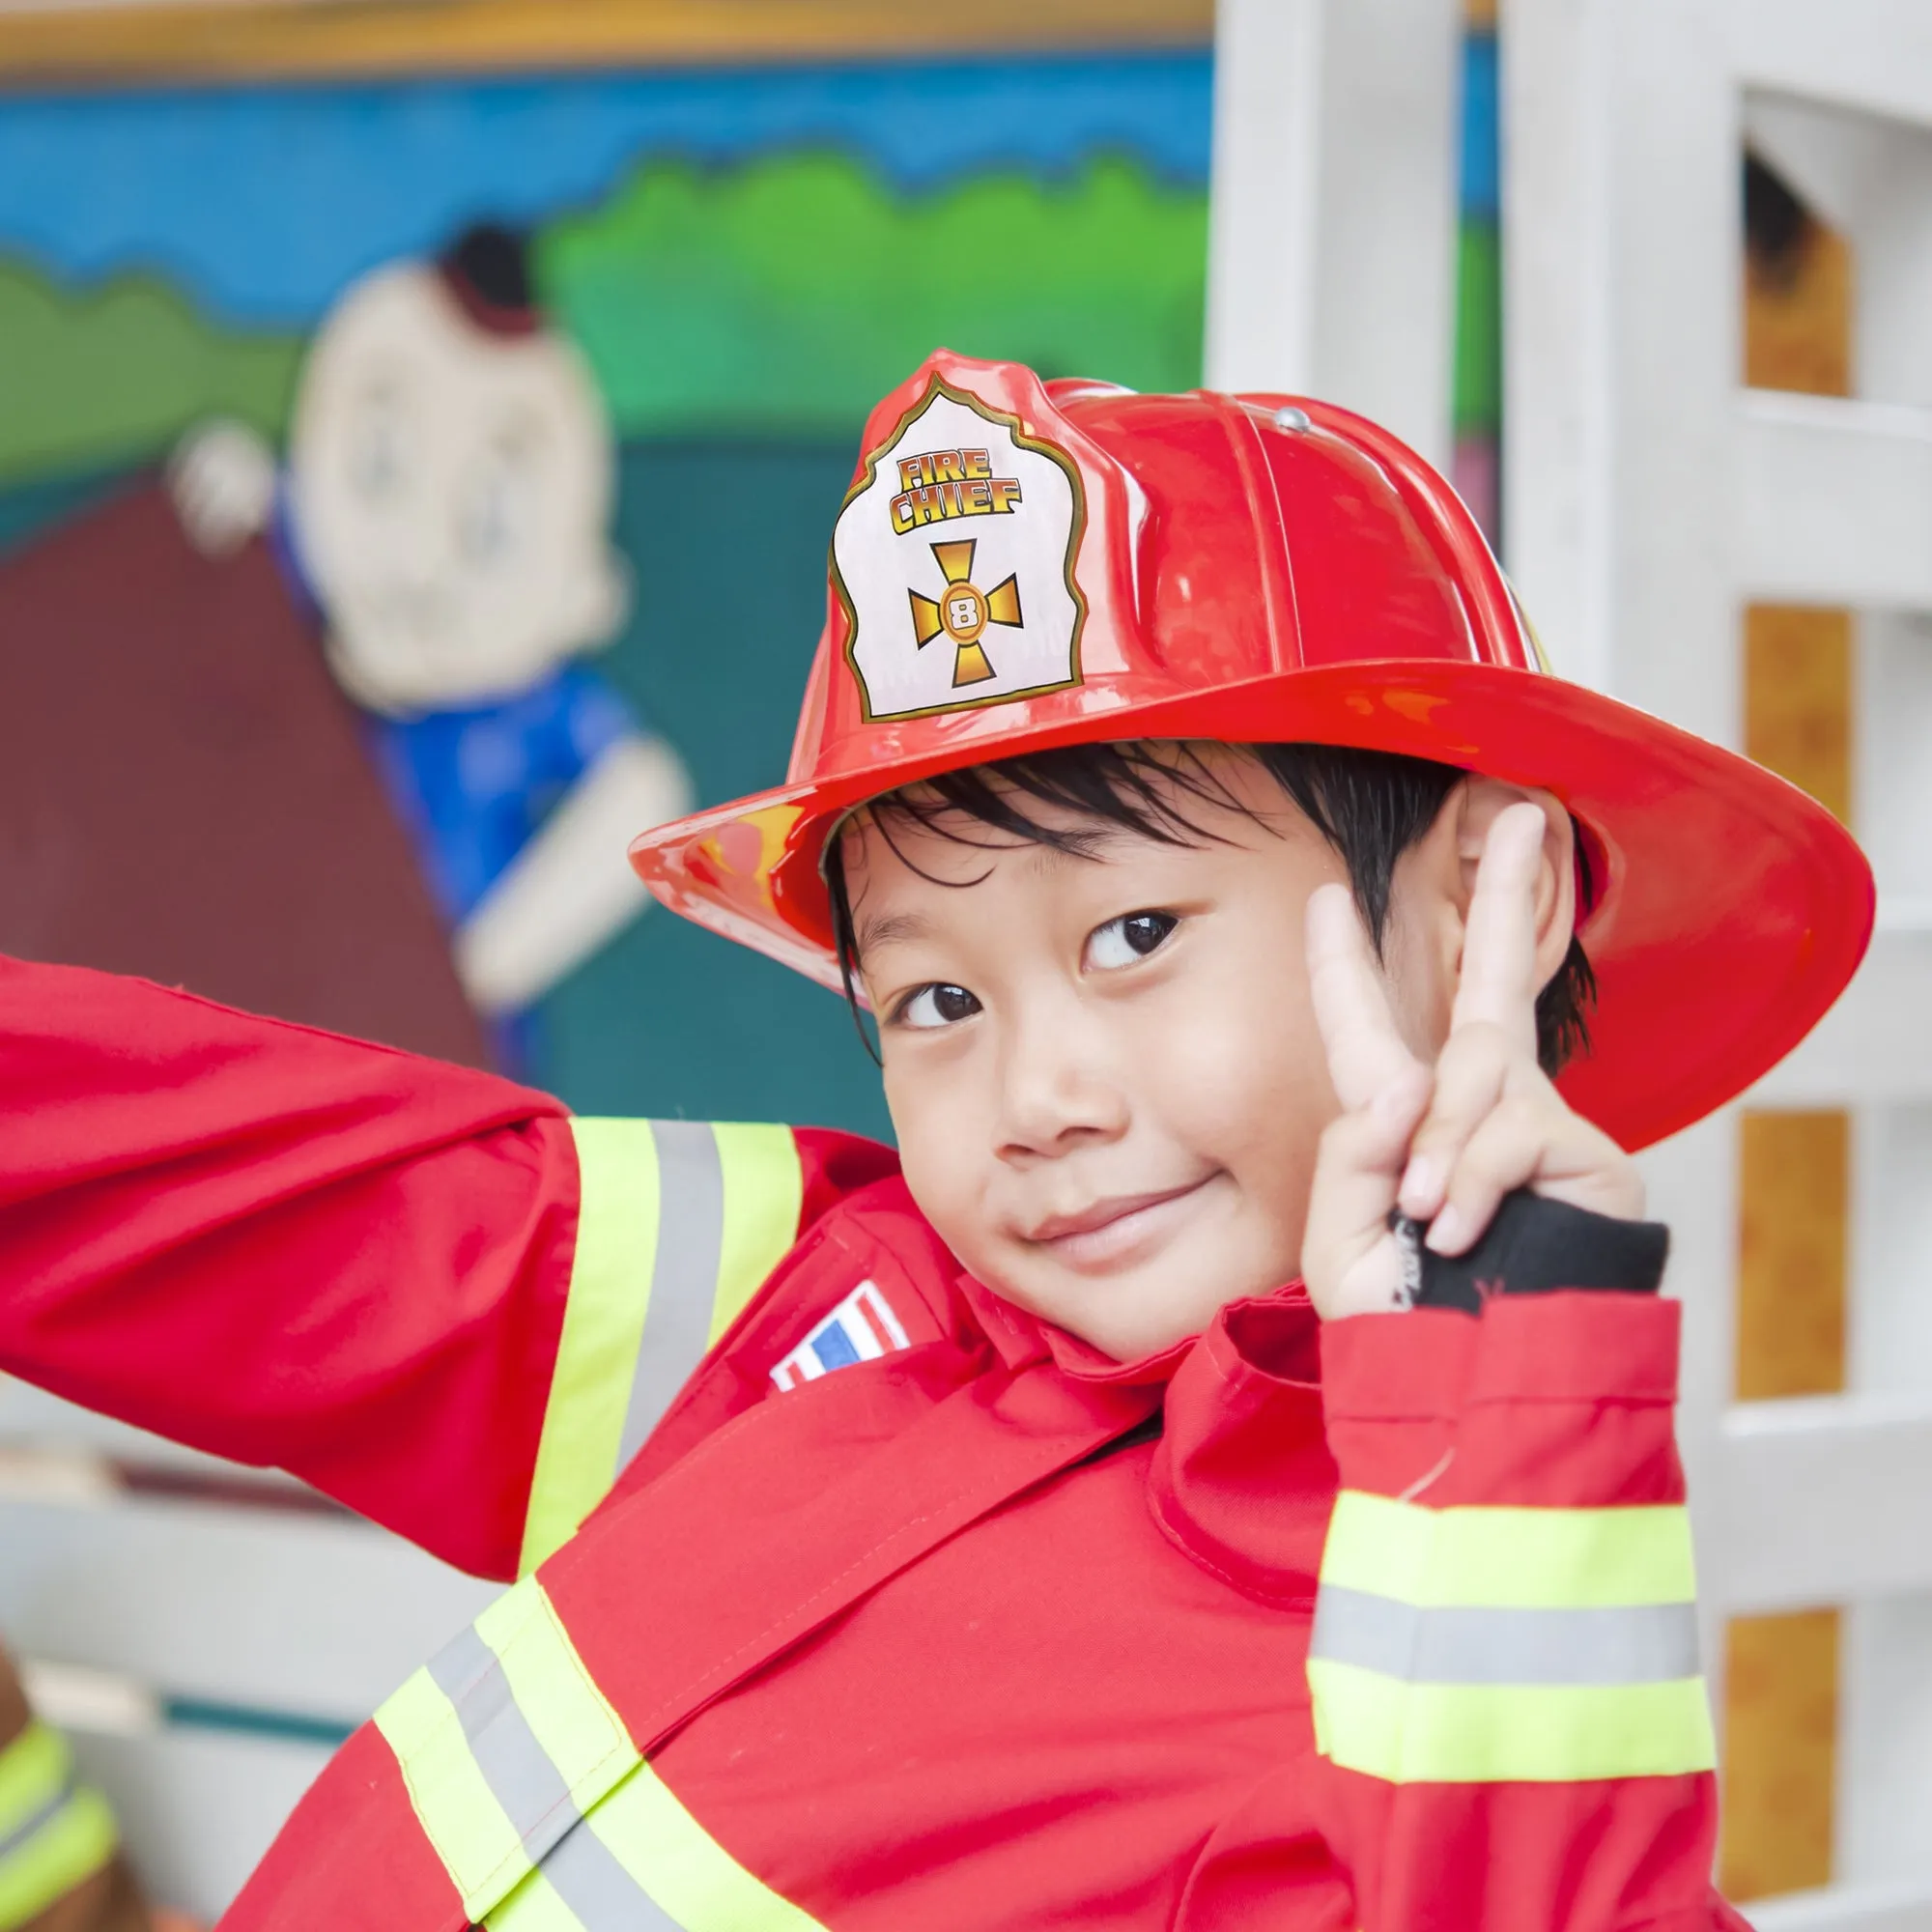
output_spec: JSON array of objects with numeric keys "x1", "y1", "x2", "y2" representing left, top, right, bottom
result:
[
  {"x1": 1296, "y1": 1271, "x2": 1744, "y2": 1931},
  {"x1": 0, "y1": 955, "x2": 881, "y2": 1579},
  {"x1": 0, "y1": 952, "x2": 576, "y2": 1577},
  {"x1": 1280, "y1": 807, "x2": 1744, "y2": 1930}
]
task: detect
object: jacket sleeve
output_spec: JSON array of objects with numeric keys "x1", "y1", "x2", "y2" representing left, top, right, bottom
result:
[
  {"x1": 0, "y1": 955, "x2": 894, "y2": 1580},
  {"x1": 1299, "y1": 1290, "x2": 1747, "y2": 1932}
]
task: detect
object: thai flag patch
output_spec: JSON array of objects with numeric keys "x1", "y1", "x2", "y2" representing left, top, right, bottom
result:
[{"x1": 770, "y1": 1280, "x2": 911, "y2": 1391}]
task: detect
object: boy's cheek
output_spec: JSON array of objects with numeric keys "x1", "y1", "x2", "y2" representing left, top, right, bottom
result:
[
  {"x1": 1162, "y1": 1071, "x2": 1334, "y2": 1288},
  {"x1": 887, "y1": 1085, "x2": 994, "y2": 1267},
  {"x1": 1138, "y1": 986, "x2": 1336, "y2": 1166}
]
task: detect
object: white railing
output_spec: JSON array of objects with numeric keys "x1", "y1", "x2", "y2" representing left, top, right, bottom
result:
[{"x1": 0, "y1": 1376, "x2": 498, "y2": 1918}]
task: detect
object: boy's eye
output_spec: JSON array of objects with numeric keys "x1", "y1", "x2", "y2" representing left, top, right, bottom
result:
[
  {"x1": 1085, "y1": 911, "x2": 1179, "y2": 971},
  {"x1": 895, "y1": 982, "x2": 982, "y2": 1030}
]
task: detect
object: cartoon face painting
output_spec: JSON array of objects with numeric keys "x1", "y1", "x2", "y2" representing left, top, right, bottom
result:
[
  {"x1": 288, "y1": 261, "x2": 628, "y2": 716},
  {"x1": 161, "y1": 228, "x2": 690, "y2": 1029}
]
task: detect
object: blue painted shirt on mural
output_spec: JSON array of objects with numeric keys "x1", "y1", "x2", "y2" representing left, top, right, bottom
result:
[
  {"x1": 267, "y1": 488, "x2": 642, "y2": 928},
  {"x1": 367, "y1": 665, "x2": 639, "y2": 926}
]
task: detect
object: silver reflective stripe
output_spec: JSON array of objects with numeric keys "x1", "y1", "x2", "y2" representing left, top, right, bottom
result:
[
  {"x1": 615, "y1": 1122, "x2": 725, "y2": 1468},
  {"x1": 543, "y1": 1815, "x2": 683, "y2": 1930},
  {"x1": 426, "y1": 1625, "x2": 580, "y2": 1860},
  {"x1": 1309, "y1": 1585, "x2": 1701, "y2": 1686}
]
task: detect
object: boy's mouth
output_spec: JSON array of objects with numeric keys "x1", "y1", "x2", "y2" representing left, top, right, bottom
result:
[{"x1": 1023, "y1": 1177, "x2": 1217, "y2": 1270}]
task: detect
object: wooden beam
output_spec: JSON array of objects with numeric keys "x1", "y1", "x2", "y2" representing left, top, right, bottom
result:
[{"x1": 0, "y1": 0, "x2": 1213, "y2": 89}]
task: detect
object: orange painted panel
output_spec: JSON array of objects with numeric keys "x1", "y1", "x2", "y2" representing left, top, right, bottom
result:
[
  {"x1": 1746, "y1": 199, "x2": 1853, "y2": 398},
  {"x1": 1745, "y1": 605, "x2": 1853, "y2": 830},
  {"x1": 1736, "y1": 1109, "x2": 1848, "y2": 1402},
  {"x1": 1720, "y1": 1608, "x2": 1840, "y2": 1901}
]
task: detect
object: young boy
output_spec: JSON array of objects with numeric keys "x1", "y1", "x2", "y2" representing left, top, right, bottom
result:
[{"x1": 0, "y1": 352, "x2": 1872, "y2": 1931}]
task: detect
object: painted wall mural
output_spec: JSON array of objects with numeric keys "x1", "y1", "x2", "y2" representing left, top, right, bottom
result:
[{"x1": 0, "y1": 56, "x2": 1213, "y2": 1136}]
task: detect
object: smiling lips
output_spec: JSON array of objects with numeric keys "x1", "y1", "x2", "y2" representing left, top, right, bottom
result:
[{"x1": 1024, "y1": 1177, "x2": 1217, "y2": 1271}]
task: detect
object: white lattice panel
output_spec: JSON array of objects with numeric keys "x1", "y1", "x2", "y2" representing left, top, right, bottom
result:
[{"x1": 1505, "y1": 0, "x2": 1932, "y2": 1917}]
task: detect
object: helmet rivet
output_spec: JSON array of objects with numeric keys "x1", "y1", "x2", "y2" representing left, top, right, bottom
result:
[{"x1": 1272, "y1": 405, "x2": 1313, "y2": 433}]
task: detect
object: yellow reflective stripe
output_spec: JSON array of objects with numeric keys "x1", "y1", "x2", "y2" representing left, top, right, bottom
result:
[
  {"x1": 708, "y1": 1123, "x2": 804, "y2": 1346},
  {"x1": 522, "y1": 1119, "x2": 664, "y2": 1575},
  {"x1": 1321, "y1": 1492, "x2": 1697, "y2": 1609},
  {"x1": 485, "y1": 1865, "x2": 589, "y2": 1932},
  {"x1": 0, "y1": 1721, "x2": 119, "y2": 1931},
  {"x1": 586, "y1": 1760, "x2": 831, "y2": 1931},
  {"x1": 474, "y1": 1579, "x2": 634, "y2": 1818},
  {"x1": 523, "y1": 1121, "x2": 807, "y2": 1577},
  {"x1": 375, "y1": 1664, "x2": 529, "y2": 1918},
  {"x1": 380, "y1": 1577, "x2": 644, "y2": 1925},
  {"x1": 1307, "y1": 1658, "x2": 1718, "y2": 1783},
  {"x1": 0, "y1": 1721, "x2": 67, "y2": 1841},
  {"x1": 0, "y1": 1787, "x2": 118, "y2": 1931}
]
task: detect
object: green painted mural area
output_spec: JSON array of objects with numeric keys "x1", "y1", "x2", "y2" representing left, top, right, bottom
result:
[
  {"x1": 0, "y1": 263, "x2": 300, "y2": 486},
  {"x1": 1453, "y1": 219, "x2": 1500, "y2": 438},
  {"x1": 541, "y1": 151, "x2": 1208, "y2": 438},
  {"x1": 0, "y1": 149, "x2": 1206, "y2": 492}
]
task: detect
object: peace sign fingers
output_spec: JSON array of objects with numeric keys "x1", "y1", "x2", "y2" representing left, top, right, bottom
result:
[
  {"x1": 1447, "y1": 800, "x2": 1546, "y2": 1054},
  {"x1": 1301, "y1": 883, "x2": 1435, "y2": 1318},
  {"x1": 1301, "y1": 790, "x2": 1645, "y2": 1319},
  {"x1": 1398, "y1": 799, "x2": 1642, "y2": 1255},
  {"x1": 1396, "y1": 803, "x2": 1553, "y2": 1239},
  {"x1": 1306, "y1": 881, "x2": 1428, "y2": 1110}
]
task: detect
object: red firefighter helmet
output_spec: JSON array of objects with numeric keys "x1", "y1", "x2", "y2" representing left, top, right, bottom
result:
[{"x1": 631, "y1": 349, "x2": 1872, "y2": 1151}]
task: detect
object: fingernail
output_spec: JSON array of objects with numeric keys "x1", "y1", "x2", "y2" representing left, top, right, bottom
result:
[
  {"x1": 1425, "y1": 1205, "x2": 1468, "y2": 1254},
  {"x1": 1399, "y1": 1154, "x2": 1440, "y2": 1209}
]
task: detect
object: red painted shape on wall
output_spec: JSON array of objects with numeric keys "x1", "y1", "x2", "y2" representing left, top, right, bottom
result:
[{"x1": 0, "y1": 481, "x2": 490, "y2": 1065}]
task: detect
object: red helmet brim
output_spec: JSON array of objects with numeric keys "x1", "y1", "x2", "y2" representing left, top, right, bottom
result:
[{"x1": 630, "y1": 656, "x2": 1873, "y2": 1154}]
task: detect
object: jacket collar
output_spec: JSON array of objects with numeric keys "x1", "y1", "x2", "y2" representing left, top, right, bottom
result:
[
  {"x1": 952, "y1": 1268, "x2": 1306, "y2": 1388},
  {"x1": 954, "y1": 1269, "x2": 1335, "y2": 1607},
  {"x1": 1149, "y1": 1290, "x2": 1335, "y2": 1607}
]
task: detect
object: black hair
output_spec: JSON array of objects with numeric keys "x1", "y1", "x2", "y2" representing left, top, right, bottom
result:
[
  {"x1": 440, "y1": 221, "x2": 535, "y2": 313},
  {"x1": 823, "y1": 740, "x2": 1597, "y2": 1075}
]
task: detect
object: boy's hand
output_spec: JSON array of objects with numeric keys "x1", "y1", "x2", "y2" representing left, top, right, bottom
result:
[{"x1": 1300, "y1": 801, "x2": 1643, "y2": 1320}]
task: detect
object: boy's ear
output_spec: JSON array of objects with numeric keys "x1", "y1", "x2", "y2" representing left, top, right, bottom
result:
[{"x1": 1450, "y1": 777, "x2": 1578, "y2": 995}]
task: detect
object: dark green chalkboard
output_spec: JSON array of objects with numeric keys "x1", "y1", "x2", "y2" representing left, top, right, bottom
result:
[{"x1": 532, "y1": 436, "x2": 894, "y2": 1142}]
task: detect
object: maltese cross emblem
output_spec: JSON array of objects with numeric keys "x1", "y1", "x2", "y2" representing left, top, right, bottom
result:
[{"x1": 908, "y1": 538, "x2": 1024, "y2": 689}]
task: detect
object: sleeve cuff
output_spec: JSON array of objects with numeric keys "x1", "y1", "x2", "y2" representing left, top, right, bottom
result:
[
  {"x1": 1408, "y1": 1189, "x2": 1669, "y2": 1314},
  {"x1": 1321, "y1": 1293, "x2": 1685, "y2": 1506}
]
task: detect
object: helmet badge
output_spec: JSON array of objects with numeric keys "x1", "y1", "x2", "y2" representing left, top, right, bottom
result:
[
  {"x1": 909, "y1": 539, "x2": 1022, "y2": 689},
  {"x1": 832, "y1": 378, "x2": 1086, "y2": 722}
]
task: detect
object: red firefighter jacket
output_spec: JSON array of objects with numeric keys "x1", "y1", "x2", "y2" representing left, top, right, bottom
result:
[{"x1": 0, "y1": 958, "x2": 1747, "y2": 1932}]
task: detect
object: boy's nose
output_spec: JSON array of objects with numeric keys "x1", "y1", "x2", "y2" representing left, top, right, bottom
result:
[{"x1": 993, "y1": 1016, "x2": 1130, "y2": 1161}]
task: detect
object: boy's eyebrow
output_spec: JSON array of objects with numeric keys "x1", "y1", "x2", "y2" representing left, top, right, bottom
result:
[
  {"x1": 855, "y1": 909, "x2": 932, "y2": 957},
  {"x1": 1025, "y1": 836, "x2": 1116, "y2": 875}
]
